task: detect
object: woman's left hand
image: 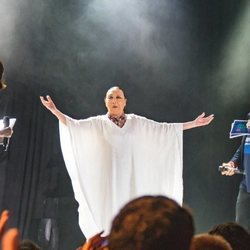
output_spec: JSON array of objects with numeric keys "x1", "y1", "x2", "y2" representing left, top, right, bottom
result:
[{"x1": 194, "y1": 112, "x2": 214, "y2": 127}]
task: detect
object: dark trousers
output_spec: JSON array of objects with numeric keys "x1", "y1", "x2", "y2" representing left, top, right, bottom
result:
[{"x1": 236, "y1": 187, "x2": 250, "y2": 232}]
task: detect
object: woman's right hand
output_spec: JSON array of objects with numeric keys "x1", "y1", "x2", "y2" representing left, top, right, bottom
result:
[
  {"x1": 40, "y1": 95, "x2": 67, "y2": 125},
  {"x1": 40, "y1": 95, "x2": 57, "y2": 113}
]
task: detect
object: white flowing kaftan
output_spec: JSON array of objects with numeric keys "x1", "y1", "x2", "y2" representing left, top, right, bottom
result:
[{"x1": 59, "y1": 113, "x2": 183, "y2": 239}]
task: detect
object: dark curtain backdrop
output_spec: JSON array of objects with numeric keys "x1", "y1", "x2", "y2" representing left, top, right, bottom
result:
[
  {"x1": 0, "y1": 0, "x2": 250, "y2": 249},
  {"x1": 0, "y1": 79, "x2": 84, "y2": 249}
]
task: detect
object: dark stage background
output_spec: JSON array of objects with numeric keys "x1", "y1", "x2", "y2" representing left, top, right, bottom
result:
[{"x1": 1, "y1": 0, "x2": 250, "y2": 249}]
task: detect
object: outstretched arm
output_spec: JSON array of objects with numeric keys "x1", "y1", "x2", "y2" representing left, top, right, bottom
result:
[
  {"x1": 40, "y1": 95, "x2": 67, "y2": 125},
  {"x1": 183, "y1": 112, "x2": 214, "y2": 130}
]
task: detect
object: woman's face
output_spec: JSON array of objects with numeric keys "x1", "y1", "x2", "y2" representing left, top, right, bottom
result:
[{"x1": 105, "y1": 88, "x2": 127, "y2": 116}]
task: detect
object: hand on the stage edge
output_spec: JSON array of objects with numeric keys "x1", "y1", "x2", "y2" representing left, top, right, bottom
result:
[
  {"x1": 40, "y1": 95, "x2": 57, "y2": 113},
  {"x1": 81, "y1": 231, "x2": 108, "y2": 250},
  {"x1": 194, "y1": 112, "x2": 214, "y2": 127},
  {"x1": 40, "y1": 95, "x2": 67, "y2": 125},
  {"x1": 221, "y1": 161, "x2": 236, "y2": 176}
]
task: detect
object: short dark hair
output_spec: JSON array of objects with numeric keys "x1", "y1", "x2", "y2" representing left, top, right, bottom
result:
[
  {"x1": 191, "y1": 233, "x2": 232, "y2": 250},
  {"x1": 105, "y1": 86, "x2": 126, "y2": 99},
  {"x1": 108, "y1": 195, "x2": 194, "y2": 250},
  {"x1": 209, "y1": 222, "x2": 250, "y2": 250}
]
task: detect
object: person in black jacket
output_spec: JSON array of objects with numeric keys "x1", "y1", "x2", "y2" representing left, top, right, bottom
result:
[{"x1": 221, "y1": 112, "x2": 250, "y2": 231}]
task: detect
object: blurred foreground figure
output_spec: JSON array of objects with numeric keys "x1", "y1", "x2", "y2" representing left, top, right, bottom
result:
[
  {"x1": 41, "y1": 86, "x2": 214, "y2": 238},
  {"x1": 80, "y1": 232, "x2": 108, "y2": 250},
  {"x1": 209, "y1": 222, "x2": 250, "y2": 250},
  {"x1": 108, "y1": 195, "x2": 194, "y2": 250},
  {"x1": 191, "y1": 234, "x2": 232, "y2": 250},
  {"x1": 0, "y1": 210, "x2": 19, "y2": 250},
  {"x1": 0, "y1": 211, "x2": 41, "y2": 250}
]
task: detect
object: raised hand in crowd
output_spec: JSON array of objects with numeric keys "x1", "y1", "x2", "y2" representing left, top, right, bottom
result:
[
  {"x1": 80, "y1": 231, "x2": 108, "y2": 250},
  {"x1": 0, "y1": 210, "x2": 19, "y2": 250}
]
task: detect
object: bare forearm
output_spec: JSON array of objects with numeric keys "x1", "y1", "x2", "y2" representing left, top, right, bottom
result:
[
  {"x1": 40, "y1": 96, "x2": 67, "y2": 125},
  {"x1": 183, "y1": 121, "x2": 196, "y2": 130},
  {"x1": 51, "y1": 108, "x2": 67, "y2": 125},
  {"x1": 183, "y1": 113, "x2": 214, "y2": 130}
]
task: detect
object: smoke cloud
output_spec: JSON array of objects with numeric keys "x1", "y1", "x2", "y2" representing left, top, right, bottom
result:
[{"x1": 215, "y1": 1, "x2": 250, "y2": 104}]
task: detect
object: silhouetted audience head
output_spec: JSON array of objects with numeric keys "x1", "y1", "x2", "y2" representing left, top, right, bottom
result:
[
  {"x1": 191, "y1": 233, "x2": 232, "y2": 250},
  {"x1": 0, "y1": 61, "x2": 7, "y2": 90},
  {"x1": 19, "y1": 239, "x2": 41, "y2": 250},
  {"x1": 209, "y1": 222, "x2": 250, "y2": 250},
  {"x1": 108, "y1": 195, "x2": 194, "y2": 250}
]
